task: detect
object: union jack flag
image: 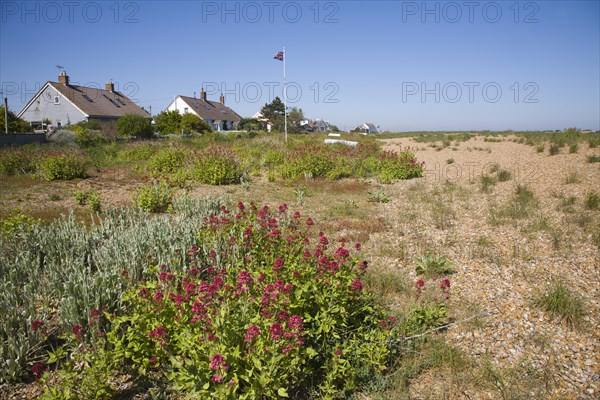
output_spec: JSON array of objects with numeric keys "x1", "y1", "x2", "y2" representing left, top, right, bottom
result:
[{"x1": 273, "y1": 51, "x2": 284, "y2": 61}]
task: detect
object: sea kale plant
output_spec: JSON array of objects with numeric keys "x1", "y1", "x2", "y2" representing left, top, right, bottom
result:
[{"x1": 41, "y1": 202, "x2": 404, "y2": 399}]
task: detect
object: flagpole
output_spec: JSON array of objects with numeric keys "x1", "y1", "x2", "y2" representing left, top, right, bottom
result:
[{"x1": 283, "y1": 46, "x2": 287, "y2": 143}]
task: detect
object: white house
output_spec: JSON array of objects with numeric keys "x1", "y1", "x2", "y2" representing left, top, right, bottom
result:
[
  {"x1": 165, "y1": 88, "x2": 241, "y2": 131},
  {"x1": 18, "y1": 71, "x2": 150, "y2": 129},
  {"x1": 354, "y1": 122, "x2": 379, "y2": 134}
]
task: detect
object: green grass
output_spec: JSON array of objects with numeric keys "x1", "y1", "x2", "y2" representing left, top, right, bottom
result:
[
  {"x1": 564, "y1": 171, "x2": 581, "y2": 184},
  {"x1": 585, "y1": 190, "x2": 599, "y2": 210},
  {"x1": 534, "y1": 281, "x2": 585, "y2": 327},
  {"x1": 480, "y1": 175, "x2": 497, "y2": 193},
  {"x1": 587, "y1": 154, "x2": 600, "y2": 163},
  {"x1": 497, "y1": 169, "x2": 512, "y2": 182}
]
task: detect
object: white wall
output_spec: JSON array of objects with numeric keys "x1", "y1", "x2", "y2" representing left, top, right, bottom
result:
[{"x1": 19, "y1": 84, "x2": 86, "y2": 127}]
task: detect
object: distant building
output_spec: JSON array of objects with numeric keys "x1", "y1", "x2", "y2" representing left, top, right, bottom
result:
[
  {"x1": 166, "y1": 88, "x2": 241, "y2": 131},
  {"x1": 252, "y1": 111, "x2": 273, "y2": 132},
  {"x1": 354, "y1": 122, "x2": 379, "y2": 134},
  {"x1": 18, "y1": 71, "x2": 150, "y2": 129},
  {"x1": 300, "y1": 119, "x2": 330, "y2": 132}
]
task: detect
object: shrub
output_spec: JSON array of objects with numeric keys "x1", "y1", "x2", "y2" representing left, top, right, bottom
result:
[
  {"x1": 587, "y1": 155, "x2": 600, "y2": 163},
  {"x1": 153, "y1": 110, "x2": 182, "y2": 135},
  {"x1": 117, "y1": 114, "x2": 153, "y2": 139},
  {"x1": 41, "y1": 204, "x2": 411, "y2": 398},
  {"x1": 133, "y1": 178, "x2": 174, "y2": 212},
  {"x1": 377, "y1": 150, "x2": 423, "y2": 183},
  {"x1": 0, "y1": 150, "x2": 37, "y2": 175},
  {"x1": 549, "y1": 144, "x2": 560, "y2": 155},
  {"x1": 147, "y1": 147, "x2": 188, "y2": 175},
  {"x1": 73, "y1": 125, "x2": 105, "y2": 147},
  {"x1": 568, "y1": 143, "x2": 578, "y2": 153},
  {"x1": 192, "y1": 146, "x2": 241, "y2": 185},
  {"x1": 38, "y1": 153, "x2": 87, "y2": 180},
  {"x1": 536, "y1": 144, "x2": 545, "y2": 153},
  {"x1": 534, "y1": 282, "x2": 584, "y2": 327},
  {"x1": 181, "y1": 113, "x2": 212, "y2": 134},
  {"x1": 0, "y1": 211, "x2": 39, "y2": 237}
]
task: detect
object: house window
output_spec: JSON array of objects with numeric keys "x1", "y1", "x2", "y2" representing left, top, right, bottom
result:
[
  {"x1": 54, "y1": 96, "x2": 60, "y2": 104},
  {"x1": 184, "y1": 107, "x2": 188, "y2": 113}
]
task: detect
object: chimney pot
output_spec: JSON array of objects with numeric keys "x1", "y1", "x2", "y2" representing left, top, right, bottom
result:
[
  {"x1": 105, "y1": 81, "x2": 115, "y2": 92},
  {"x1": 200, "y1": 87, "x2": 207, "y2": 101},
  {"x1": 58, "y1": 71, "x2": 69, "y2": 86}
]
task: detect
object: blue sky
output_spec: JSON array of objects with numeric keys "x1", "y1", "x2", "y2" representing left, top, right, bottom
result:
[{"x1": 1, "y1": 0, "x2": 599, "y2": 131}]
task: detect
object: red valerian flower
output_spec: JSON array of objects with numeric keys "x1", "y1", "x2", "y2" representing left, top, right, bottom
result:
[
  {"x1": 439, "y1": 278, "x2": 451, "y2": 289},
  {"x1": 31, "y1": 320, "x2": 44, "y2": 332},
  {"x1": 237, "y1": 201, "x2": 245, "y2": 211},
  {"x1": 415, "y1": 279, "x2": 426, "y2": 288},
  {"x1": 244, "y1": 325, "x2": 260, "y2": 343},
  {"x1": 237, "y1": 271, "x2": 254, "y2": 286},
  {"x1": 278, "y1": 204, "x2": 288, "y2": 213},
  {"x1": 288, "y1": 315, "x2": 304, "y2": 331},
  {"x1": 277, "y1": 310, "x2": 289, "y2": 321},
  {"x1": 210, "y1": 354, "x2": 227, "y2": 370},
  {"x1": 350, "y1": 278, "x2": 363, "y2": 292},
  {"x1": 354, "y1": 243, "x2": 362, "y2": 251},
  {"x1": 306, "y1": 217, "x2": 314, "y2": 227},
  {"x1": 273, "y1": 258, "x2": 284, "y2": 272},
  {"x1": 32, "y1": 363, "x2": 45, "y2": 380},
  {"x1": 89, "y1": 309, "x2": 102, "y2": 320},
  {"x1": 334, "y1": 247, "x2": 350, "y2": 259},
  {"x1": 212, "y1": 374, "x2": 224, "y2": 383},
  {"x1": 71, "y1": 324, "x2": 84, "y2": 339},
  {"x1": 148, "y1": 326, "x2": 169, "y2": 340},
  {"x1": 269, "y1": 322, "x2": 284, "y2": 340}
]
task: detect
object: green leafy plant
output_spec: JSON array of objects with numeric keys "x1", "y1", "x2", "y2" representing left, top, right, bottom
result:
[
  {"x1": 414, "y1": 252, "x2": 455, "y2": 277},
  {"x1": 368, "y1": 188, "x2": 391, "y2": 203},
  {"x1": 133, "y1": 178, "x2": 174, "y2": 213},
  {"x1": 192, "y1": 146, "x2": 241, "y2": 185},
  {"x1": 41, "y1": 203, "x2": 401, "y2": 399},
  {"x1": 117, "y1": 114, "x2": 153, "y2": 139},
  {"x1": 38, "y1": 153, "x2": 87, "y2": 181}
]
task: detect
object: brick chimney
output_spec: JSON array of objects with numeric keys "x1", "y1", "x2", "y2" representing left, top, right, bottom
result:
[
  {"x1": 105, "y1": 81, "x2": 115, "y2": 92},
  {"x1": 58, "y1": 71, "x2": 69, "y2": 86},
  {"x1": 200, "y1": 87, "x2": 207, "y2": 101},
  {"x1": 220, "y1": 93, "x2": 225, "y2": 105}
]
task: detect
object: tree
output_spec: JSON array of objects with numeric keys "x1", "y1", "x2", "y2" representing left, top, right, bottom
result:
[
  {"x1": 117, "y1": 114, "x2": 153, "y2": 138},
  {"x1": 0, "y1": 107, "x2": 31, "y2": 133},
  {"x1": 287, "y1": 107, "x2": 304, "y2": 133},
  {"x1": 260, "y1": 97, "x2": 285, "y2": 132},
  {"x1": 238, "y1": 118, "x2": 267, "y2": 132},
  {"x1": 181, "y1": 113, "x2": 212, "y2": 134},
  {"x1": 153, "y1": 110, "x2": 182, "y2": 135}
]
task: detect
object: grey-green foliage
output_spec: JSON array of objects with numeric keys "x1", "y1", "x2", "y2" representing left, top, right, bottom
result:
[{"x1": 0, "y1": 195, "x2": 228, "y2": 382}]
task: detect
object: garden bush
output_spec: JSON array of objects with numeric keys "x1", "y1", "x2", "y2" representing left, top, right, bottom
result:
[
  {"x1": 0, "y1": 149, "x2": 38, "y2": 176},
  {"x1": 192, "y1": 145, "x2": 242, "y2": 185},
  {"x1": 38, "y1": 152, "x2": 88, "y2": 181},
  {"x1": 133, "y1": 178, "x2": 174, "y2": 213},
  {"x1": 39, "y1": 202, "x2": 420, "y2": 399}
]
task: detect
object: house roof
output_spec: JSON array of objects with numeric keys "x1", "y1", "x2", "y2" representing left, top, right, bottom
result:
[
  {"x1": 48, "y1": 82, "x2": 150, "y2": 119},
  {"x1": 179, "y1": 96, "x2": 241, "y2": 123}
]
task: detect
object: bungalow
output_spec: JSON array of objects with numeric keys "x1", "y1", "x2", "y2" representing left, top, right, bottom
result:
[
  {"x1": 18, "y1": 71, "x2": 150, "y2": 129},
  {"x1": 354, "y1": 122, "x2": 379, "y2": 134},
  {"x1": 166, "y1": 88, "x2": 241, "y2": 131}
]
